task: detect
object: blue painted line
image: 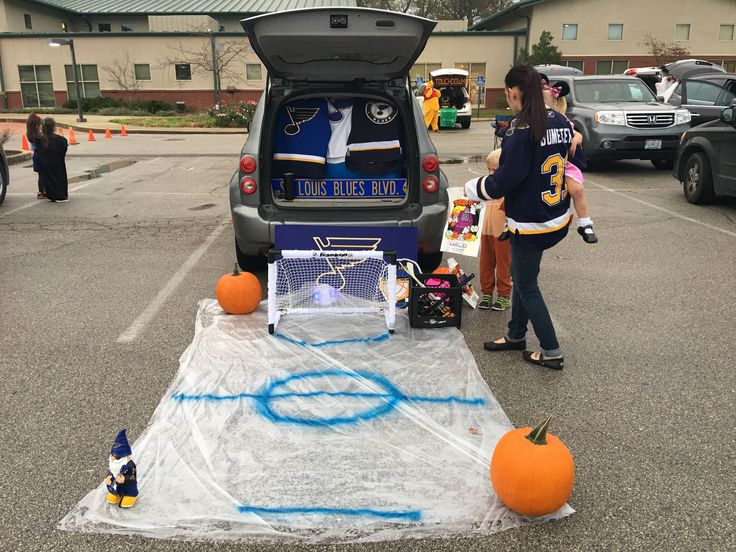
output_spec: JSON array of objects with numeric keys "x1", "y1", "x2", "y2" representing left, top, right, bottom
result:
[
  {"x1": 237, "y1": 504, "x2": 422, "y2": 521},
  {"x1": 275, "y1": 332, "x2": 390, "y2": 348}
]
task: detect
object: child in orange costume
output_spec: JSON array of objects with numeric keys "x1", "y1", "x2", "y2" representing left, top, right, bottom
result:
[{"x1": 478, "y1": 149, "x2": 512, "y2": 310}]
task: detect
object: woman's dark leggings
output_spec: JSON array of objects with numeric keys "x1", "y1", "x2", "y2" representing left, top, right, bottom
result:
[{"x1": 505, "y1": 241, "x2": 561, "y2": 357}]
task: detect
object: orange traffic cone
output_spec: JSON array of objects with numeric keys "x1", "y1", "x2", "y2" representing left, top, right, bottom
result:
[
  {"x1": 21, "y1": 134, "x2": 30, "y2": 151},
  {"x1": 88, "y1": 129, "x2": 96, "y2": 141},
  {"x1": 68, "y1": 128, "x2": 78, "y2": 145},
  {"x1": 104, "y1": 128, "x2": 112, "y2": 138},
  {"x1": 120, "y1": 125, "x2": 128, "y2": 137}
]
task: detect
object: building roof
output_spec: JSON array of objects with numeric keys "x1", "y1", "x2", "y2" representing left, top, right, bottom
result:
[
  {"x1": 469, "y1": 0, "x2": 545, "y2": 31},
  {"x1": 29, "y1": 0, "x2": 357, "y2": 15}
]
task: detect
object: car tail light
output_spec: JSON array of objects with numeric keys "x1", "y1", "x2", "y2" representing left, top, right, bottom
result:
[
  {"x1": 240, "y1": 155, "x2": 257, "y2": 174},
  {"x1": 240, "y1": 177, "x2": 257, "y2": 194},
  {"x1": 422, "y1": 154, "x2": 438, "y2": 173},
  {"x1": 423, "y1": 175, "x2": 438, "y2": 193},
  {"x1": 625, "y1": 69, "x2": 637, "y2": 76}
]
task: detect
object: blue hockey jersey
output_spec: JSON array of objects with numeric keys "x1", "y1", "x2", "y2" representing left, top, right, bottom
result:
[
  {"x1": 474, "y1": 110, "x2": 575, "y2": 250},
  {"x1": 346, "y1": 99, "x2": 402, "y2": 176},
  {"x1": 272, "y1": 99, "x2": 330, "y2": 179}
]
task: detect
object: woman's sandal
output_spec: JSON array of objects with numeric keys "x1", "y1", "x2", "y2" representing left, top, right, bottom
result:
[
  {"x1": 523, "y1": 350, "x2": 565, "y2": 370},
  {"x1": 484, "y1": 337, "x2": 526, "y2": 351}
]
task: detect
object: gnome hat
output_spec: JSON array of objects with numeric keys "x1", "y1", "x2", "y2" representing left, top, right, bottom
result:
[{"x1": 111, "y1": 429, "x2": 132, "y2": 458}]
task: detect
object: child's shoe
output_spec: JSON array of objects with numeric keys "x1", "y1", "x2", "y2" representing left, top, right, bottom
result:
[
  {"x1": 577, "y1": 225, "x2": 598, "y2": 244},
  {"x1": 478, "y1": 294, "x2": 493, "y2": 310},
  {"x1": 106, "y1": 493, "x2": 121, "y2": 505},
  {"x1": 491, "y1": 296, "x2": 511, "y2": 311}
]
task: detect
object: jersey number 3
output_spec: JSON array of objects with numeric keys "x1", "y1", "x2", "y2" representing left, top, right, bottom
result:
[{"x1": 541, "y1": 153, "x2": 567, "y2": 206}]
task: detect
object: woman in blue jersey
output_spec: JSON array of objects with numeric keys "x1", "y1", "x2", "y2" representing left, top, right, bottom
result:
[{"x1": 465, "y1": 65, "x2": 576, "y2": 370}]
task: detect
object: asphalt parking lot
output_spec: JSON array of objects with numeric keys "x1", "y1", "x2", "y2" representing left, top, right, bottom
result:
[{"x1": 1, "y1": 124, "x2": 734, "y2": 551}]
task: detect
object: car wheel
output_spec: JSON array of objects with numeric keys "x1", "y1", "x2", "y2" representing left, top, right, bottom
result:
[
  {"x1": 460, "y1": 120, "x2": 470, "y2": 129},
  {"x1": 0, "y1": 166, "x2": 6, "y2": 205},
  {"x1": 651, "y1": 159, "x2": 674, "y2": 170},
  {"x1": 235, "y1": 238, "x2": 266, "y2": 272},
  {"x1": 682, "y1": 151, "x2": 714, "y2": 204},
  {"x1": 418, "y1": 250, "x2": 443, "y2": 273}
]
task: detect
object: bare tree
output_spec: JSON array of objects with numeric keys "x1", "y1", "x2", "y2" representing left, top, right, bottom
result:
[
  {"x1": 358, "y1": 0, "x2": 510, "y2": 25},
  {"x1": 639, "y1": 33, "x2": 691, "y2": 66},
  {"x1": 104, "y1": 53, "x2": 142, "y2": 102}
]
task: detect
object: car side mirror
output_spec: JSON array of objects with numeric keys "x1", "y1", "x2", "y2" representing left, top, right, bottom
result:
[{"x1": 720, "y1": 106, "x2": 735, "y2": 125}]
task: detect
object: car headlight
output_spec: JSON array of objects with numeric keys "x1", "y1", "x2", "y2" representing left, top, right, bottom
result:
[
  {"x1": 594, "y1": 111, "x2": 626, "y2": 125},
  {"x1": 675, "y1": 109, "x2": 691, "y2": 125}
]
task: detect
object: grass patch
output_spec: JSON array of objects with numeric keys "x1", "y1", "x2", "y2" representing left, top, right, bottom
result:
[{"x1": 109, "y1": 116, "x2": 220, "y2": 128}]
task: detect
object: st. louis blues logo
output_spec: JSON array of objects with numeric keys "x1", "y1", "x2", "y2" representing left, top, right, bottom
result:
[
  {"x1": 365, "y1": 101, "x2": 397, "y2": 124},
  {"x1": 327, "y1": 99, "x2": 346, "y2": 123},
  {"x1": 284, "y1": 106, "x2": 320, "y2": 136}
]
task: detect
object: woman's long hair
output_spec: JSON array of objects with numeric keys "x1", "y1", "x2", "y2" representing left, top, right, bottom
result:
[
  {"x1": 25, "y1": 112, "x2": 41, "y2": 142},
  {"x1": 505, "y1": 65, "x2": 548, "y2": 143},
  {"x1": 39, "y1": 118, "x2": 57, "y2": 151}
]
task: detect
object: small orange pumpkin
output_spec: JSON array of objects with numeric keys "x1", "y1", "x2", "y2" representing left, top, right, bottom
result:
[
  {"x1": 215, "y1": 263, "x2": 261, "y2": 314},
  {"x1": 490, "y1": 416, "x2": 574, "y2": 517}
]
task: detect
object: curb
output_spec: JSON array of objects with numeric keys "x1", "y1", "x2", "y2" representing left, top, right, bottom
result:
[
  {"x1": 6, "y1": 150, "x2": 32, "y2": 165},
  {"x1": 0, "y1": 117, "x2": 247, "y2": 135}
]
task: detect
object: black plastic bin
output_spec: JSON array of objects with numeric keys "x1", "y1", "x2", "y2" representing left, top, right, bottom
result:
[{"x1": 409, "y1": 273, "x2": 462, "y2": 329}]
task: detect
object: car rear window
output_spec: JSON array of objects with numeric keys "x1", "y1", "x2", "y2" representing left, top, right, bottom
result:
[{"x1": 574, "y1": 80, "x2": 656, "y2": 103}]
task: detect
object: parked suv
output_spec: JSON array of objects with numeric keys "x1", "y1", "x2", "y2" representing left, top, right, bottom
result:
[
  {"x1": 665, "y1": 72, "x2": 736, "y2": 125},
  {"x1": 554, "y1": 75, "x2": 692, "y2": 168},
  {"x1": 673, "y1": 102, "x2": 736, "y2": 203},
  {"x1": 232, "y1": 8, "x2": 449, "y2": 270}
]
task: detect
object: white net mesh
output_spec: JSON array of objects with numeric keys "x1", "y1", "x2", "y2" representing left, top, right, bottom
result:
[{"x1": 273, "y1": 252, "x2": 391, "y2": 313}]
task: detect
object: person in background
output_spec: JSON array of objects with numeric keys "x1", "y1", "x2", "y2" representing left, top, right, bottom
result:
[
  {"x1": 423, "y1": 80, "x2": 441, "y2": 132},
  {"x1": 36, "y1": 118, "x2": 69, "y2": 203},
  {"x1": 464, "y1": 65, "x2": 574, "y2": 370},
  {"x1": 25, "y1": 113, "x2": 45, "y2": 199},
  {"x1": 478, "y1": 149, "x2": 512, "y2": 311}
]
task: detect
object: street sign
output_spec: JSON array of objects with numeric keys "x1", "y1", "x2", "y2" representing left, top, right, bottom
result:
[
  {"x1": 416, "y1": 76, "x2": 424, "y2": 87},
  {"x1": 476, "y1": 75, "x2": 485, "y2": 88}
]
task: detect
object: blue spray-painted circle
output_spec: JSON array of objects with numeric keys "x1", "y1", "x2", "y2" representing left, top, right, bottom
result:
[{"x1": 254, "y1": 369, "x2": 406, "y2": 427}]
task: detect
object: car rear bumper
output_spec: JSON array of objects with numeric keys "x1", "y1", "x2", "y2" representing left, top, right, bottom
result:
[{"x1": 232, "y1": 198, "x2": 449, "y2": 257}]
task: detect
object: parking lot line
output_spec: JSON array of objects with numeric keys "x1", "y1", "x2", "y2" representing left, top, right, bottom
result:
[
  {"x1": 116, "y1": 219, "x2": 229, "y2": 344},
  {"x1": 0, "y1": 178, "x2": 111, "y2": 218},
  {"x1": 585, "y1": 177, "x2": 736, "y2": 239}
]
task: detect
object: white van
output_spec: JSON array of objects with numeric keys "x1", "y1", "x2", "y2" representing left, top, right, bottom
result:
[{"x1": 416, "y1": 68, "x2": 472, "y2": 128}]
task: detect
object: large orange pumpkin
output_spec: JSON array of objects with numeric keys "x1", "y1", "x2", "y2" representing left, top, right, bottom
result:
[
  {"x1": 490, "y1": 416, "x2": 574, "y2": 517},
  {"x1": 215, "y1": 264, "x2": 261, "y2": 314}
]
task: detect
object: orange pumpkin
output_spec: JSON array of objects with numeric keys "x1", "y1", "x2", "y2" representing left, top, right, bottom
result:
[
  {"x1": 215, "y1": 264, "x2": 261, "y2": 314},
  {"x1": 490, "y1": 416, "x2": 574, "y2": 517}
]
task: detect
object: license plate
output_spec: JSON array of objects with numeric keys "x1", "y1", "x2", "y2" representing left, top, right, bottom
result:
[
  {"x1": 645, "y1": 140, "x2": 662, "y2": 150},
  {"x1": 272, "y1": 178, "x2": 407, "y2": 199}
]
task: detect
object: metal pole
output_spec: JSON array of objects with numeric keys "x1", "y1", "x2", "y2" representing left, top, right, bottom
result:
[
  {"x1": 68, "y1": 39, "x2": 86, "y2": 122},
  {"x1": 209, "y1": 32, "x2": 220, "y2": 102}
]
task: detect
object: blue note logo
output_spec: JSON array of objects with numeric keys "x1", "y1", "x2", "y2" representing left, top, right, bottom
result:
[
  {"x1": 365, "y1": 101, "x2": 396, "y2": 124},
  {"x1": 284, "y1": 106, "x2": 320, "y2": 136}
]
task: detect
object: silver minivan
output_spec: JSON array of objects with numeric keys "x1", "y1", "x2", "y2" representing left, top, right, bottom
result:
[{"x1": 230, "y1": 8, "x2": 449, "y2": 270}]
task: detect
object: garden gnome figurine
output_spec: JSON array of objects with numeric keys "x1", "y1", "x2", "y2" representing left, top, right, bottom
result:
[{"x1": 104, "y1": 429, "x2": 138, "y2": 508}]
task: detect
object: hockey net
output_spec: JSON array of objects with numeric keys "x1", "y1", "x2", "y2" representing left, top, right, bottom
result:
[{"x1": 268, "y1": 250, "x2": 397, "y2": 334}]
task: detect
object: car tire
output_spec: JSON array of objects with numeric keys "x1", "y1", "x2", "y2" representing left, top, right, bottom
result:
[
  {"x1": 235, "y1": 238, "x2": 266, "y2": 272},
  {"x1": 651, "y1": 159, "x2": 674, "y2": 170},
  {"x1": 460, "y1": 119, "x2": 471, "y2": 129},
  {"x1": 0, "y1": 165, "x2": 6, "y2": 205},
  {"x1": 682, "y1": 151, "x2": 714, "y2": 205},
  {"x1": 418, "y1": 250, "x2": 444, "y2": 273}
]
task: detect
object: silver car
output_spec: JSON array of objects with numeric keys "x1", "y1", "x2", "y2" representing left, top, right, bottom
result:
[{"x1": 230, "y1": 8, "x2": 449, "y2": 270}]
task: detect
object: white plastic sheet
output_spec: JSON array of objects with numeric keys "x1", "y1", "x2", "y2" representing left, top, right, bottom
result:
[{"x1": 60, "y1": 299, "x2": 573, "y2": 542}]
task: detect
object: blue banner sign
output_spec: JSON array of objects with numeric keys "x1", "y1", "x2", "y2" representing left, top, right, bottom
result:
[
  {"x1": 275, "y1": 225, "x2": 419, "y2": 261},
  {"x1": 272, "y1": 178, "x2": 407, "y2": 200}
]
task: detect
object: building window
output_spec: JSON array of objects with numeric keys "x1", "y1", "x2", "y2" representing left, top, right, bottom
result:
[
  {"x1": 134, "y1": 64, "x2": 151, "y2": 81},
  {"x1": 24, "y1": 14, "x2": 32, "y2": 29},
  {"x1": 246, "y1": 63, "x2": 262, "y2": 81},
  {"x1": 675, "y1": 24, "x2": 691, "y2": 41},
  {"x1": 19, "y1": 65, "x2": 54, "y2": 108},
  {"x1": 121, "y1": 23, "x2": 134, "y2": 32},
  {"x1": 64, "y1": 64, "x2": 100, "y2": 100},
  {"x1": 564, "y1": 60, "x2": 584, "y2": 71},
  {"x1": 607, "y1": 24, "x2": 623, "y2": 41},
  {"x1": 596, "y1": 60, "x2": 629, "y2": 75},
  {"x1": 410, "y1": 62, "x2": 442, "y2": 83},
  {"x1": 719, "y1": 25, "x2": 734, "y2": 41},
  {"x1": 561, "y1": 24, "x2": 578, "y2": 41},
  {"x1": 175, "y1": 63, "x2": 192, "y2": 80},
  {"x1": 98, "y1": 23, "x2": 111, "y2": 32}
]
